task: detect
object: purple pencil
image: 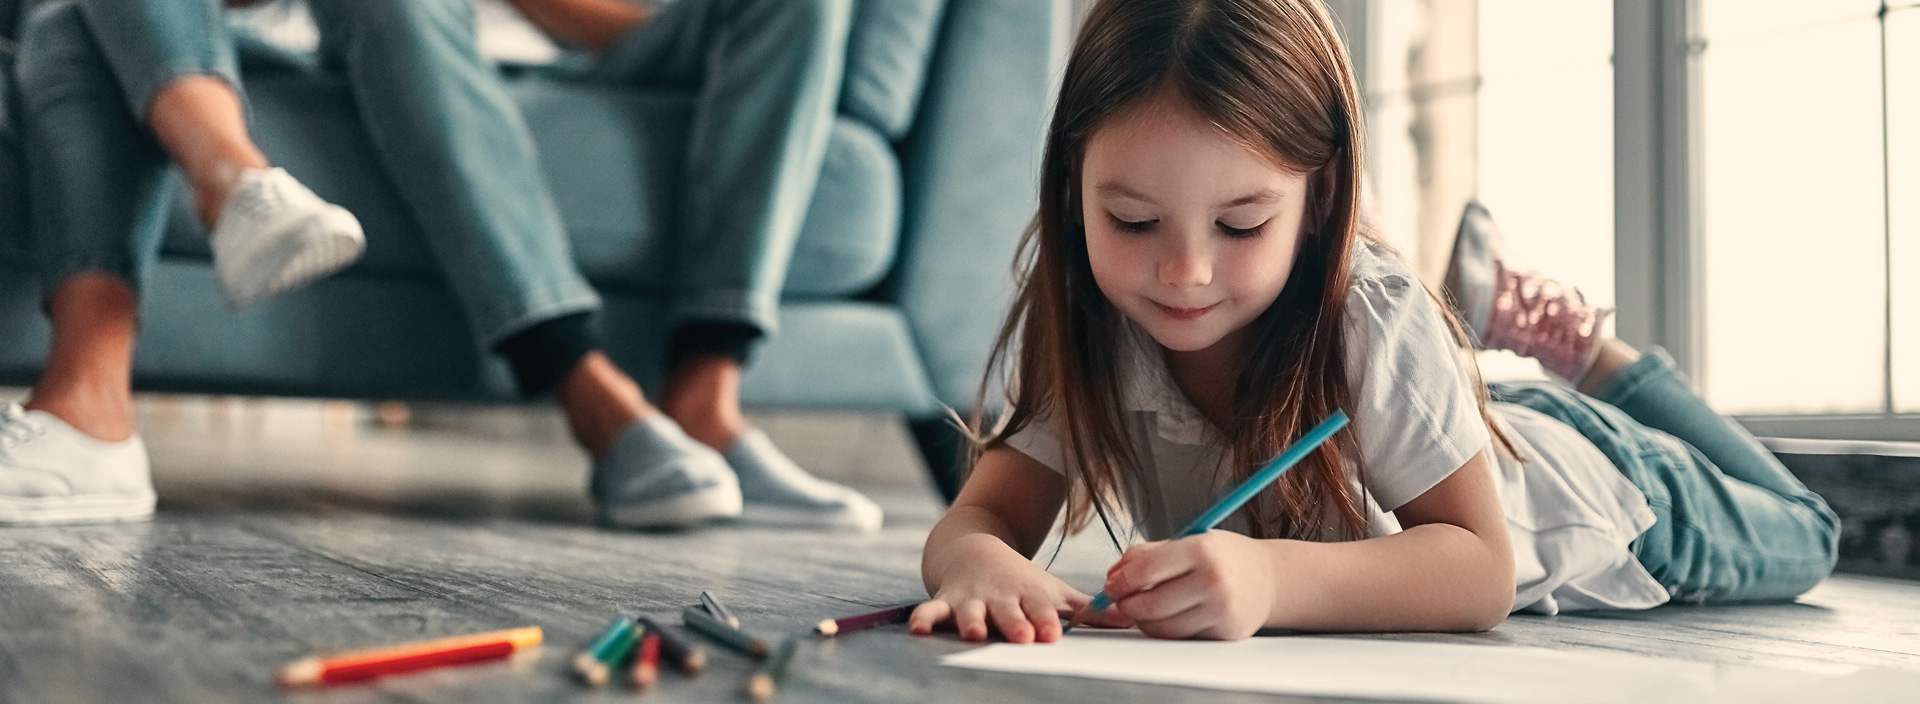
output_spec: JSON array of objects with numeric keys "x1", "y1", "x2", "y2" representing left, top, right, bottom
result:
[{"x1": 815, "y1": 603, "x2": 920, "y2": 637}]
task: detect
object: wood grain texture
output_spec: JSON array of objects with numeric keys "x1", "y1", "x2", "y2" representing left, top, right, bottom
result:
[
  {"x1": 7, "y1": 491, "x2": 1919, "y2": 702},
  {"x1": 1, "y1": 403, "x2": 1915, "y2": 702}
]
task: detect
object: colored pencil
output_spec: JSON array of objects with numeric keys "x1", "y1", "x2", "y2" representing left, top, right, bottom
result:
[
  {"x1": 815, "y1": 603, "x2": 919, "y2": 637},
  {"x1": 1083, "y1": 410, "x2": 1349, "y2": 615},
  {"x1": 573, "y1": 617, "x2": 637, "y2": 686},
  {"x1": 683, "y1": 606, "x2": 770, "y2": 658},
  {"x1": 745, "y1": 638, "x2": 799, "y2": 703},
  {"x1": 277, "y1": 626, "x2": 543, "y2": 688},
  {"x1": 629, "y1": 631, "x2": 662, "y2": 691},
  {"x1": 700, "y1": 590, "x2": 741, "y2": 628},
  {"x1": 638, "y1": 616, "x2": 708, "y2": 675}
]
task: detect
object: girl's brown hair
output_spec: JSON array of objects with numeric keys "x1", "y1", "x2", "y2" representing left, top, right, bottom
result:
[{"x1": 975, "y1": 0, "x2": 1503, "y2": 542}]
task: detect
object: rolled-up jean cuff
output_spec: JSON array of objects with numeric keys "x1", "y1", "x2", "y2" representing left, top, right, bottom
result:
[
  {"x1": 472, "y1": 287, "x2": 603, "y2": 352},
  {"x1": 1589, "y1": 346, "x2": 1681, "y2": 409},
  {"x1": 122, "y1": 65, "x2": 245, "y2": 124},
  {"x1": 670, "y1": 289, "x2": 778, "y2": 338},
  {"x1": 38, "y1": 255, "x2": 139, "y2": 304}
]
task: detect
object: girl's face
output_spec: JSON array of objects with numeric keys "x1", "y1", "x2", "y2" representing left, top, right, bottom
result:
[{"x1": 1081, "y1": 93, "x2": 1310, "y2": 359}]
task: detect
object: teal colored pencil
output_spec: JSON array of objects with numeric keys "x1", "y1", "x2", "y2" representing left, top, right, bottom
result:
[
  {"x1": 572, "y1": 617, "x2": 636, "y2": 686},
  {"x1": 1085, "y1": 410, "x2": 1349, "y2": 613}
]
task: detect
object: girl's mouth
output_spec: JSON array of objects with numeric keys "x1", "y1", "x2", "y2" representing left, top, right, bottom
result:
[{"x1": 1154, "y1": 301, "x2": 1218, "y2": 321}]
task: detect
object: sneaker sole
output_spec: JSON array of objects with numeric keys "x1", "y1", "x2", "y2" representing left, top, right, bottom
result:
[
  {"x1": 223, "y1": 206, "x2": 365, "y2": 308},
  {"x1": 0, "y1": 490, "x2": 156, "y2": 526},
  {"x1": 599, "y1": 483, "x2": 743, "y2": 530}
]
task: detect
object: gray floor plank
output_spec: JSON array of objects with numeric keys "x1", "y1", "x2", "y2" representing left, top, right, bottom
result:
[{"x1": 4, "y1": 402, "x2": 1918, "y2": 702}]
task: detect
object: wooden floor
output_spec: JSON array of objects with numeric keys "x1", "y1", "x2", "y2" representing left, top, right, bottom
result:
[{"x1": 4, "y1": 397, "x2": 1920, "y2": 702}]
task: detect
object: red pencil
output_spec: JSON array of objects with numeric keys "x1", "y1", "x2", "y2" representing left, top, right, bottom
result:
[
  {"x1": 629, "y1": 631, "x2": 662, "y2": 690},
  {"x1": 814, "y1": 603, "x2": 919, "y2": 637},
  {"x1": 277, "y1": 627, "x2": 543, "y2": 687}
]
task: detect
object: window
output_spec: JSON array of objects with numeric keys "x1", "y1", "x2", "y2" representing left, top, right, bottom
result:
[
  {"x1": 1698, "y1": 0, "x2": 1890, "y2": 415},
  {"x1": 1478, "y1": 0, "x2": 1614, "y2": 322},
  {"x1": 1345, "y1": 0, "x2": 1918, "y2": 439}
]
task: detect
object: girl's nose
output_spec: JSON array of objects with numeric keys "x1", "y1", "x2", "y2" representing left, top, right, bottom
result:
[{"x1": 1158, "y1": 236, "x2": 1212, "y2": 289}]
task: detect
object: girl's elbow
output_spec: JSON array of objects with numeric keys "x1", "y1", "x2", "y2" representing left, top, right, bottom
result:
[{"x1": 1463, "y1": 598, "x2": 1511, "y2": 632}]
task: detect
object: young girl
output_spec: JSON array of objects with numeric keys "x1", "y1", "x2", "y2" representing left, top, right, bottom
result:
[{"x1": 909, "y1": 0, "x2": 1839, "y2": 644}]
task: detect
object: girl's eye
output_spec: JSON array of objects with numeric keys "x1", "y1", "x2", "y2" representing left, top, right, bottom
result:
[
  {"x1": 1218, "y1": 220, "x2": 1266, "y2": 238},
  {"x1": 1111, "y1": 215, "x2": 1157, "y2": 233}
]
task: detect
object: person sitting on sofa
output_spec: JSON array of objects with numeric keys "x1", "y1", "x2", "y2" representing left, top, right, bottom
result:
[{"x1": 0, "y1": 0, "x2": 881, "y2": 532}]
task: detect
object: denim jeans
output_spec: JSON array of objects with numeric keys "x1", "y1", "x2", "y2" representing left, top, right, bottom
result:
[
  {"x1": 14, "y1": 0, "x2": 192, "y2": 299},
  {"x1": 1492, "y1": 348, "x2": 1841, "y2": 603},
  {"x1": 581, "y1": 0, "x2": 851, "y2": 338},
  {"x1": 13, "y1": 0, "x2": 599, "y2": 349}
]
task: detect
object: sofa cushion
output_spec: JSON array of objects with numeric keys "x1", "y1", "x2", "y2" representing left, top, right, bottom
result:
[
  {"x1": 160, "y1": 70, "x2": 900, "y2": 299},
  {"x1": 0, "y1": 258, "x2": 939, "y2": 411},
  {"x1": 841, "y1": 0, "x2": 945, "y2": 140}
]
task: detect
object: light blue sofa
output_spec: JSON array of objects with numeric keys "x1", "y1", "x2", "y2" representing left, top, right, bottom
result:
[{"x1": 0, "y1": 0, "x2": 1064, "y2": 500}]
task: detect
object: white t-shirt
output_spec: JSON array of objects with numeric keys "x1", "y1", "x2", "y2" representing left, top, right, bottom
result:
[{"x1": 1004, "y1": 240, "x2": 1669, "y2": 614}]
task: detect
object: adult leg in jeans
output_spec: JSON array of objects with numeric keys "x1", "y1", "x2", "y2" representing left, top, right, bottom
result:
[
  {"x1": 301, "y1": 0, "x2": 777, "y2": 529},
  {"x1": 512, "y1": 0, "x2": 879, "y2": 530},
  {"x1": 583, "y1": 0, "x2": 849, "y2": 450},
  {"x1": 70, "y1": 0, "x2": 363, "y2": 306},
  {"x1": 2, "y1": 0, "x2": 361, "y2": 525},
  {"x1": 5, "y1": 0, "x2": 175, "y2": 524}
]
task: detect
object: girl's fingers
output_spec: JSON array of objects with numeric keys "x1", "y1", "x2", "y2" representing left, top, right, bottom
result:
[
  {"x1": 1022, "y1": 596, "x2": 1064, "y2": 643},
  {"x1": 1058, "y1": 586, "x2": 1094, "y2": 616},
  {"x1": 988, "y1": 598, "x2": 1036, "y2": 644},
  {"x1": 1106, "y1": 545, "x2": 1197, "y2": 599},
  {"x1": 1113, "y1": 571, "x2": 1209, "y2": 623},
  {"x1": 955, "y1": 600, "x2": 991, "y2": 643},
  {"x1": 908, "y1": 600, "x2": 952, "y2": 636},
  {"x1": 1107, "y1": 540, "x2": 1165, "y2": 578},
  {"x1": 1081, "y1": 605, "x2": 1136, "y2": 629},
  {"x1": 1134, "y1": 601, "x2": 1214, "y2": 641}
]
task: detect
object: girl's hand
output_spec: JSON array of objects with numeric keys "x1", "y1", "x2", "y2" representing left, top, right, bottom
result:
[
  {"x1": 909, "y1": 534, "x2": 1112, "y2": 643},
  {"x1": 1100, "y1": 531, "x2": 1281, "y2": 640}
]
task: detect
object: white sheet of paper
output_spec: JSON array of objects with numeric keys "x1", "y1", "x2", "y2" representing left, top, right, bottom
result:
[{"x1": 940, "y1": 630, "x2": 1911, "y2": 704}]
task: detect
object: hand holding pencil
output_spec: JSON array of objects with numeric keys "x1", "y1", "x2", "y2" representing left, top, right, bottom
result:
[{"x1": 1068, "y1": 411, "x2": 1349, "y2": 638}]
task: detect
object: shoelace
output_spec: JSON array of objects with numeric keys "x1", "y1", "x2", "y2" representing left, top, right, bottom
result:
[
  {"x1": 228, "y1": 171, "x2": 291, "y2": 225},
  {"x1": 0, "y1": 403, "x2": 45, "y2": 453},
  {"x1": 1482, "y1": 262, "x2": 1604, "y2": 379}
]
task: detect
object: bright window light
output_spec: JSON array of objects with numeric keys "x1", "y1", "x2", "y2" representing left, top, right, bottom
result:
[{"x1": 1699, "y1": 0, "x2": 1886, "y2": 414}]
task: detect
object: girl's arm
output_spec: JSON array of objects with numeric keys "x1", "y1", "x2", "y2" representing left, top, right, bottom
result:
[
  {"x1": 1102, "y1": 449, "x2": 1513, "y2": 638},
  {"x1": 911, "y1": 446, "x2": 1103, "y2": 643}
]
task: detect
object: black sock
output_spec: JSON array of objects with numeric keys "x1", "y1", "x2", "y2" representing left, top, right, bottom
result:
[
  {"x1": 668, "y1": 322, "x2": 761, "y2": 370},
  {"x1": 495, "y1": 312, "x2": 602, "y2": 398}
]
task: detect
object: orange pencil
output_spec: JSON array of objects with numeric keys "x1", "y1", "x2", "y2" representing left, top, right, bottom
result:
[
  {"x1": 629, "y1": 631, "x2": 662, "y2": 691},
  {"x1": 277, "y1": 627, "x2": 543, "y2": 687}
]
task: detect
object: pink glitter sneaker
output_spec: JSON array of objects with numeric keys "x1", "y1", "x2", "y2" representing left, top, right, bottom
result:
[{"x1": 1444, "y1": 202, "x2": 1611, "y2": 381}]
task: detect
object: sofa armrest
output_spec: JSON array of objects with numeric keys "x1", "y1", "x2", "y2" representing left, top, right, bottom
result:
[{"x1": 890, "y1": 0, "x2": 1066, "y2": 412}]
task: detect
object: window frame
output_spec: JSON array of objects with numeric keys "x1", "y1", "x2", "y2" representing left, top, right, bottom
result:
[{"x1": 1615, "y1": 0, "x2": 1919, "y2": 441}]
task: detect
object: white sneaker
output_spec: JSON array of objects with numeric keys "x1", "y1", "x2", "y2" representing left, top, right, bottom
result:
[
  {"x1": 210, "y1": 167, "x2": 365, "y2": 309},
  {"x1": 725, "y1": 429, "x2": 883, "y2": 533},
  {"x1": 0, "y1": 403, "x2": 155, "y2": 526},
  {"x1": 591, "y1": 416, "x2": 744, "y2": 530}
]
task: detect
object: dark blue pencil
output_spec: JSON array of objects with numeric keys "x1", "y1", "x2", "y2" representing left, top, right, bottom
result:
[{"x1": 1083, "y1": 410, "x2": 1348, "y2": 615}]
